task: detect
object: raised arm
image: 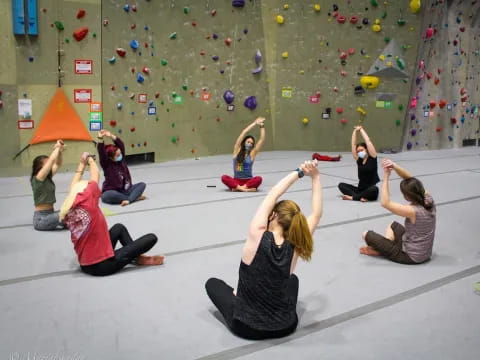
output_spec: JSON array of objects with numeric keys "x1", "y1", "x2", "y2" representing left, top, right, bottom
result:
[
  {"x1": 305, "y1": 164, "x2": 322, "y2": 234},
  {"x1": 70, "y1": 153, "x2": 99, "y2": 191},
  {"x1": 380, "y1": 165, "x2": 415, "y2": 221},
  {"x1": 233, "y1": 120, "x2": 258, "y2": 156},
  {"x1": 359, "y1": 127, "x2": 377, "y2": 158},
  {"x1": 51, "y1": 140, "x2": 65, "y2": 176},
  {"x1": 250, "y1": 117, "x2": 266, "y2": 160},
  {"x1": 96, "y1": 130, "x2": 108, "y2": 168},
  {"x1": 351, "y1": 127, "x2": 360, "y2": 160},
  {"x1": 36, "y1": 142, "x2": 62, "y2": 181}
]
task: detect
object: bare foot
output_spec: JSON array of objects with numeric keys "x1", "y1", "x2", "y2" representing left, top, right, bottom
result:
[
  {"x1": 360, "y1": 198, "x2": 368, "y2": 202},
  {"x1": 120, "y1": 200, "x2": 130, "y2": 206},
  {"x1": 342, "y1": 195, "x2": 353, "y2": 201},
  {"x1": 136, "y1": 195, "x2": 146, "y2": 201},
  {"x1": 235, "y1": 185, "x2": 248, "y2": 192},
  {"x1": 243, "y1": 187, "x2": 258, "y2": 192},
  {"x1": 360, "y1": 246, "x2": 381, "y2": 256},
  {"x1": 137, "y1": 255, "x2": 165, "y2": 265}
]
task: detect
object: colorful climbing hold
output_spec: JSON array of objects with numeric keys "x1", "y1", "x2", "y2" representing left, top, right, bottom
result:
[
  {"x1": 314, "y1": 4, "x2": 321, "y2": 12},
  {"x1": 360, "y1": 76, "x2": 380, "y2": 89},
  {"x1": 169, "y1": 32, "x2": 177, "y2": 39},
  {"x1": 76, "y1": 9, "x2": 86, "y2": 19},
  {"x1": 244, "y1": 96, "x2": 257, "y2": 110},
  {"x1": 54, "y1": 21, "x2": 64, "y2": 31},
  {"x1": 161, "y1": 59, "x2": 168, "y2": 66},
  {"x1": 282, "y1": 52, "x2": 289, "y2": 59},
  {"x1": 302, "y1": 117, "x2": 309, "y2": 124},
  {"x1": 409, "y1": 0, "x2": 421, "y2": 13},
  {"x1": 356, "y1": 106, "x2": 367, "y2": 115},
  {"x1": 73, "y1": 27, "x2": 89, "y2": 41},
  {"x1": 276, "y1": 15, "x2": 285, "y2": 24}
]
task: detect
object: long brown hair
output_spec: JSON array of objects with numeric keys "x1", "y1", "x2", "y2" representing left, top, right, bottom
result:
[
  {"x1": 272, "y1": 200, "x2": 313, "y2": 261},
  {"x1": 400, "y1": 177, "x2": 433, "y2": 210},
  {"x1": 31, "y1": 155, "x2": 50, "y2": 182},
  {"x1": 236, "y1": 135, "x2": 255, "y2": 164}
]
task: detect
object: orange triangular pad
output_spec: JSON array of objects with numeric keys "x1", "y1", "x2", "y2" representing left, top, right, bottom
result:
[{"x1": 29, "y1": 88, "x2": 93, "y2": 145}]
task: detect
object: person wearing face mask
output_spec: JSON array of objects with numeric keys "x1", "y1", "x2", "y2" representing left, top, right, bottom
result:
[
  {"x1": 221, "y1": 117, "x2": 266, "y2": 192},
  {"x1": 338, "y1": 126, "x2": 380, "y2": 202},
  {"x1": 206, "y1": 160, "x2": 322, "y2": 339},
  {"x1": 30, "y1": 139, "x2": 67, "y2": 230},
  {"x1": 97, "y1": 130, "x2": 146, "y2": 206}
]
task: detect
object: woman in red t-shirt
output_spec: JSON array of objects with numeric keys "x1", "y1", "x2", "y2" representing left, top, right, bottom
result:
[{"x1": 60, "y1": 153, "x2": 164, "y2": 276}]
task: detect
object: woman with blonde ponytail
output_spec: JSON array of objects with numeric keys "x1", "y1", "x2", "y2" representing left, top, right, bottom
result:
[
  {"x1": 360, "y1": 159, "x2": 436, "y2": 264},
  {"x1": 62, "y1": 152, "x2": 165, "y2": 276},
  {"x1": 206, "y1": 160, "x2": 322, "y2": 340}
]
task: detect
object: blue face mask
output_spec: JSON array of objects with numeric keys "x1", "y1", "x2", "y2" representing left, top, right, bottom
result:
[
  {"x1": 115, "y1": 154, "x2": 123, "y2": 162},
  {"x1": 357, "y1": 151, "x2": 367, "y2": 159}
]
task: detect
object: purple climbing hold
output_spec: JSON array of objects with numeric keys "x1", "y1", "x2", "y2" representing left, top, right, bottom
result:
[
  {"x1": 406, "y1": 142, "x2": 413, "y2": 150},
  {"x1": 255, "y1": 49, "x2": 262, "y2": 64},
  {"x1": 244, "y1": 96, "x2": 257, "y2": 110},
  {"x1": 410, "y1": 129, "x2": 417, "y2": 136},
  {"x1": 232, "y1": 0, "x2": 245, "y2": 8},
  {"x1": 223, "y1": 90, "x2": 235, "y2": 104},
  {"x1": 410, "y1": 114, "x2": 416, "y2": 120},
  {"x1": 212, "y1": 33, "x2": 219, "y2": 40},
  {"x1": 448, "y1": 136, "x2": 453, "y2": 141},
  {"x1": 130, "y1": 40, "x2": 139, "y2": 50},
  {"x1": 212, "y1": 55, "x2": 219, "y2": 61},
  {"x1": 220, "y1": 69, "x2": 225, "y2": 74},
  {"x1": 243, "y1": 28, "x2": 248, "y2": 34},
  {"x1": 252, "y1": 66, "x2": 263, "y2": 74}
]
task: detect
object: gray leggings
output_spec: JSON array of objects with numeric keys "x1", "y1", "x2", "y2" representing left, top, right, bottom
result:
[
  {"x1": 33, "y1": 210, "x2": 65, "y2": 231},
  {"x1": 101, "y1": 182, "x2": 146, "y2": 205}
]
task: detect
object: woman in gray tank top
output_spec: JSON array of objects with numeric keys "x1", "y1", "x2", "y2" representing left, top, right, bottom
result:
[
  {"x1": 360, "y1": 159, "x2": 436, "y2": 264},
  {"x1": 206, "y1": 160, "x2": 323, "y2": 340}
]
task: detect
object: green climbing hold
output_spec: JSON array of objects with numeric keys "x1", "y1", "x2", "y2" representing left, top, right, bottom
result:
[
  {"x1": 396, "y1": 58, "x2": 406, "y2": 70},
  {"x1": 370, "y1": 0, "x2": 379, "y2": 7},
  {"x1": 172, "y1": 92, "x2": 177, "y2": 98},
  {"x1": 171, "y1": 136, "x2": 177, "y2": 144},
  {"x1": 384, "y1": 37, "x2": 391, "y2": 43},
  {"x1": 395, "y1": 120, "x2": 401, "y2": 126},
  {"x1": 182, "y1": 84, "x2": 188, "y2": 90},
  {"x1": 166, "y1": 108, "x2": 170, "y2": 112},
  {"x1": 161, "y1": 101, "x2": 164, "y2": 105},
  {"x1": 162, "y1": 77, "x2": 166, "y2": 81},
  {"x1": 169, "y1": 32, "x2": 177, "y2": 39},
  {"x1": 65, "y1": 38, "x2": 70, "y2": 43},
  {"x1": 183, "y1": 7, "x2": 190, "y2": 14},
  {"x1": 375, "y1": 66, "x2": 380, "y2": 70},
  {"x1": 54, "y1": 21, "x2": 64, "y2": 31},
  {"x1": 402, "y1": 44, "x2": 408, "y2": 50},
  {"x1": 155, "y1": 117, "x2": 159, "y2": 121},
  {"x1": 398, "y1": 104, "x2": 404, "y2": 111},
  {"x1": 161, "y1": 59, "x2": 168, "y2": 66},
  {"x1": 151, "y1": 44, "x2": 154, "y2": 48},
  {"x1": 381, "y1": 11, "x2": 387, "y2": 19},
  {"x1": 402, "y1": 79, "x2": 408, "y2": 83},
  {"x1": 397, "y1": 18, "x2": 407, "y2": 26},
  {"x1": 92, "y1": 33, "x2": 97, "y2": 38},
  {"x1": 171, "y1": 123, "x2": 175, "y2": 128}
]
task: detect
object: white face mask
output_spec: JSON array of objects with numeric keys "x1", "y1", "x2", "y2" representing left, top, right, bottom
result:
[
  {"x1": 357, "y1": 150, "x2": 367, "y2": 159},
  {"x1": 244, "y1": 143, "x2": 253, "y2": 151}
]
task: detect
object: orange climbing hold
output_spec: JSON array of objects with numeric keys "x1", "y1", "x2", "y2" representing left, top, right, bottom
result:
[{"x1": 73, "y1": 26, "x2": 89, "y2": 41}]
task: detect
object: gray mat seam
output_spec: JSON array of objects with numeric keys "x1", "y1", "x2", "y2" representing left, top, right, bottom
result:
[
  {"x1": 196, "y1": 264, "x2": 480, "y2": 360},
  {"x1": 1, "y1": 194, "x2": 479, "y2": 287}
]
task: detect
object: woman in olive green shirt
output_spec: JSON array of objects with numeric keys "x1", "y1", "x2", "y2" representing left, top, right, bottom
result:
[{"x1": 31, "y1": 140, "x2": 66, "y2": 230}]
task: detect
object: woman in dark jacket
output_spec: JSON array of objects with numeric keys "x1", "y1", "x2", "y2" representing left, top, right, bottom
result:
[{"x1": 97, "y1": 130, "x2": 146, "y2": 206}]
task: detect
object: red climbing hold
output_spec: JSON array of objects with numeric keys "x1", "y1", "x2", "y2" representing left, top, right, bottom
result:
[
  {"x1": 349, "y1": 16, "x2": 359, "y2": 24},
  {"x1": 426, "y1": 72, "x2": 433, "y2": 80},
  {"x1": 116, "y1": 48, "x2": 126, "y2": 57},
  {"x1": 142, "y1": 66, "x2": 151, "y2": 74},
  {"x1": 76, "y1": 9, "x2": 86, "y2": 19},
  {"x1": 211, "y1": 9, "x2": 217, "y2": 16},
  {"x1": 340, "y1": 118, "x2": 347, "y2": 124},
  {"x1": 130, "y1": 127, "x2": 136, "y2": 132},
  {"x1": 339, "y1": 51, "x2": 348, "y2": 60},
  {"x1": 348, "y1": 48, "x2": 355, "y2": 55},
  {"x1": 192, "y1": 22, "x2": 197, "y2": 27},
  {"x1": 434, "y1": 77, "x2": 440, "y2": 85},
  {"x1": 336, "y1": 107, "x2": 343, "y2": 114},
  {"x1": 225, "y1": 37, "x2": 232, "y2": 46},
  {"x1": 429, "y1": 100, "x2": 436, "y2": 109},
  {"x1": 73, "y1": 26, "x2": 89, "y2": 41},
  {"x1": 450, "y1": 117, "x2": 457, "y2": 124},
  {"x1": 459, "y1": 26, "x2": 465, "y2": 32},
  {"x1": 439, "y1": 99, "x2": 447, "y2": 109},
  {"x1": 425, "y1": 27, "x2": 434, "y2": 39},
  {"x1": 337, "y1": 15, "x2": 347, "y2": 24},
  {"x1": 109, "y1": 120, "x2": 117, "y2": 127},
  {"x1": 155, "y1": 93, "x2": 160, "y2": 98},
  {"x1": 436, "y1": 127, "x2": 442, "y2": 132}
]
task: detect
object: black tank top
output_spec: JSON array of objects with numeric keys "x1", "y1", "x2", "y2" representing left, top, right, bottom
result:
[
  {"x1": 357, "y1": 156, "x2": 380, "y2": 190},
  {"x1": 233, "y1": 231, "x2": 297, "y2": 331}
]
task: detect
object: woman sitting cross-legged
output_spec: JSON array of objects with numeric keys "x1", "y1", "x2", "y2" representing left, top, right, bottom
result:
[
  {"x1": 60, "y1": 152, "x2": 164, "y2": 276},
  {"x1": 97, "y1": 130, "x2": 146, "y2": 206},
  {"x1": 360, "y1": 159, "x2": 436, "y2": 264},
  {"x1": 206, "y1": 160, "x2": 322, "y2": 340}
]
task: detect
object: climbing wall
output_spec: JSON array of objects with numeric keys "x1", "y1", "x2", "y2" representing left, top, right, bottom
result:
[
  {"x1": 101, "y1": 0, "x2": 271, "y2": 161},
  {"x1": 403, "y1": 0, "x2": 480, "y2": 150}
]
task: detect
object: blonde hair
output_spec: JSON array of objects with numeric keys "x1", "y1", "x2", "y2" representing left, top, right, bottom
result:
[
  {"x1": 59, "y1": 180, "x2": 89, "y2": 220},
  {"x1": 272, "y1": 200, "x2": 313, "y2": 261}
]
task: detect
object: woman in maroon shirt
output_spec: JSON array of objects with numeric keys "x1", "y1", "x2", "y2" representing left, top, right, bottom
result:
[
  {"x1": 60, "y1": 152, "x2": 164, "y2": 276},
  {"x1": 97, "y1": 130, "x2": 147, "y2": 206}
]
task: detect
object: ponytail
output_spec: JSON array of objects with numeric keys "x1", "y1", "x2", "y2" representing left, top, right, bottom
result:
[
  {"x1": 400, "y1": 177, "x2": 433, "y2": 211},
  {"x1": 287, "y1": 212, "x2": 313, "y2": 261}
]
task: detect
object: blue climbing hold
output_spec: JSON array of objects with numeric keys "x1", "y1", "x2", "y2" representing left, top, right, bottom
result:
[
  {"x1": 130, "y1": 40, "x2": 139, "y2": 50},
  {"x1": 136, "y1": 73, "x2": 145, "y2": 83}
]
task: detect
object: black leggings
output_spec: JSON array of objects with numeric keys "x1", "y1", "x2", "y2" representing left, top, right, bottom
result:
[
  {"x1": 205, "y1": 276, "x2": 299, "y2": 340},
  {"x1": 338, "y1": 182, "x2": 379, "y2": 201},
  {"x1": 81, "y1": 223, "x2": 157, "y2": 276}
]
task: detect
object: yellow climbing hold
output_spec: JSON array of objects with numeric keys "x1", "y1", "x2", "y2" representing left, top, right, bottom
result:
[
  {"x1": 282, "y1": 51, "x2": 289, "y2": 59},
  {"x1": 386, "y1": 61, "x2": 393, "y2": 67},
  {"x1": 379, "y1": 54, "x2": 385, "y2": 61},
  {"x1": 283, "y1": 4, "x2": 289, "y2": 10},
  {"x1": 276, "y1": 15, "x2": 285, "y2": 24},
  {"x1": 375, "y1": 19, "x2": 381, "y2": 25},
  {"x1": 356, "y1": 106, "x2": 367, "y2": 115},
  {"x1": 299, "y1": 70, "x2": 305, "y2": 75},
  {"x1": 314, "y1": 4, "x2": 321, "y2": 12},
  {"x1": 372, "y1": 24, "x2": 382, "y2": 32},
  {"x1": 409, "y1": 0, "x2": 421, "y2": 13},
  {"x1": 302, "y1": 117, "x2": 309, "y2": 124},
  {"x1": 360, "y1": 76, "x2": 380, "y2": 89}
]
